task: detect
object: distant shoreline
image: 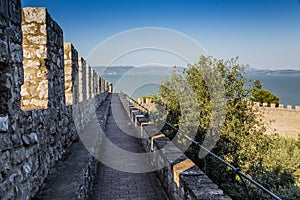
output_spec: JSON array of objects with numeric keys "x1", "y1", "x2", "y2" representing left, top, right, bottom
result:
[
  {"x1": 94, "y1": 66, "x2": 300, "y2": 76},
  {"x1": 245, "y1": 69, "x2": 300, "y2": 76}
]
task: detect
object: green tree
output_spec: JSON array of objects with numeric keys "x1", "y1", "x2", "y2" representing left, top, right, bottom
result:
[
  {"x1": 156, "y1": 56, "x2": 300, "y2": 199},
  {"x1": 251, "y1": 89, "x2": 279, "y2": 106},
  {"x1": 296, "y1": 133, "x2": 300, "y2": 149}
]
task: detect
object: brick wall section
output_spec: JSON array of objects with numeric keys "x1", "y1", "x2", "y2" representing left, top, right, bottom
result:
[
  {"x1": 64, "y1": 42, "x2": 79, "y2": 104},
  {"x1": 78, "y1": 57, "x2": 87, "y2": 102}
]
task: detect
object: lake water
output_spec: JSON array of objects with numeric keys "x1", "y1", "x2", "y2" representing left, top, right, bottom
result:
[
  {"x1": 245, "y1": 75, "x2": 300, "y2": 106},
  {"x1": 103, "y1": 74, "x2": 300, "y2": 106}
]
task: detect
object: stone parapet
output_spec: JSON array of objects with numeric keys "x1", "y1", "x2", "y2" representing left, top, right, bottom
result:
[
  {"x1": 120, "y1": 94, "x2": 231, "y2": 200},
  {"x1": 64, "y1": 42, "x2": 79, "y2": 104}
]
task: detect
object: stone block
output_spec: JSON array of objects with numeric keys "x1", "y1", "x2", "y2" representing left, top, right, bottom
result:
[
  {"x1": 0, "y1": 115, "x2": 8, "y2": 132},
  {"x1": 270, "y1": 103, "x2": 276, "y2": 108},
  {"x1": 22, "y1": 7, "x2": 46, "y2": 24},
  {"x1": 13, "y1": 147, "x2": 25, "y2": 165}
]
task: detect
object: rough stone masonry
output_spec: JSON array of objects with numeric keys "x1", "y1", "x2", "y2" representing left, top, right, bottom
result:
[{"x1": 0, "y1": 2, "x2": 110, "y2": 199}]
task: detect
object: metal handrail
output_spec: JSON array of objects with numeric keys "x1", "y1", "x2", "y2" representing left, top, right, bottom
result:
[
  {"x1": 122, "y1": 92, "x2": 282, "y2": 200},
  {"x1": 164, "y1": 121, "x2": 281, "y2": 200}
]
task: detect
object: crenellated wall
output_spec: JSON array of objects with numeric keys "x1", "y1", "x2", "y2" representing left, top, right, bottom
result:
[
  {"x1": 139, "y1": 97, "x2": 300, "y2": 139},
  {"x1": 252, "y1": 101, "x2": 300, "y2": 111},
  {"x1": 250, "y1": 102, "x2": 300, "y2": 138},
  {"x1": 0, "y1": 4, "x2": 111, "y2": 200}
]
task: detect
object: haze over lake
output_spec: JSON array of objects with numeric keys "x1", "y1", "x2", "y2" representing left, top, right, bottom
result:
[{"x1": 96, "y1": 66, "x2": 300, "y2": 106}]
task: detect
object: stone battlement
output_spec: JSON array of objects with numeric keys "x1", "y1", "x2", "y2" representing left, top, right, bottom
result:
[
  {"x1": 0, "y1": 3, "x2": 111, "y2": 199},
  {"x1": 20, "y1": 7, "x2": 110, "y2": 110},
  {"x1": 251, "y1": 101, "x2": 300, "y2": 111},
  {"x1": 138, "y1": 97, "x2": 300, "y2": 139}
]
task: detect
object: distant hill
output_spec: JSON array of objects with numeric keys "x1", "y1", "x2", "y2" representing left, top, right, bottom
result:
[
  {"x1": 246, "y1": 69, "x2": 300, "y2": 76},
  {"x1": 93, "y1": 66, "x2": 300, "y2": 76},
  {"x1": 93, "y1": 66, "x2": 185, "y2": 76},
  {"x1": 93, "y1": 66, "x2": 134, "y2": 75}
]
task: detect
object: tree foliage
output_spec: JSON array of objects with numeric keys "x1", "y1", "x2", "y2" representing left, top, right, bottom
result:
[
  {"x1": 251, "y1": 89, "x2": 280, "y2": 106},
  {"x1": 155, "y1": 56, "x2": 300, "y2": 199}
]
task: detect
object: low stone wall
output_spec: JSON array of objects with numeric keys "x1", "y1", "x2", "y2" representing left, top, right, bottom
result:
[{"x1": 120, "y1": 94, "x2": 231, "y2": 200}]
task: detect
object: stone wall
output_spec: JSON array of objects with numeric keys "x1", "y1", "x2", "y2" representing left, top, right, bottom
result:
[
  {"x1": 139, "y1": 97, "x2": 300, "y2": 139},
  {"x1": 250, "y1": 102, "x2": 300, "y2": 139},
  {"x1": 0, "y1": 0, "x2": 24, "y2": 199},
  {"x1": 120, "y1": 94, "x2": 231, "y2": 200},
  {"x1": 260, "y1": 107, "x2": 300, "y2": 139},
  {"x1": 0, "y1": 0, "x2": 24, "y2": 116},
  {"x1": 0, "y1": 4, "x2": 111, "y2": 200}
]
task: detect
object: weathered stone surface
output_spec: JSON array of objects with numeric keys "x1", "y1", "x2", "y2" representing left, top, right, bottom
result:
[
  {"x1": 86, "y1": 65, "x2": 92, "y2": 99},
  {"x1": 0, "y1": 115, "x2": 8, "y2": 132},
  {"x1": 22, "y1": 7, "x2": 46, "y2": 24},
  {"x1": 260, "y1": 106, "x2": 300, "y2": 139},
  {"x1": 21, "y1": 7, "x2": 65, "y2": 110},
  {"x1": 12, "y1": 147, "x2": 25, "y2": 165},
  {"x1": 78, "y1": 57, "x2": 87, "y2": 102},
  {"x1": 64, "y1": 42, "x2": 79, "y2": 104},
  {"x1": 0, "y1": 2, "x2": 110, "y2": 199}
]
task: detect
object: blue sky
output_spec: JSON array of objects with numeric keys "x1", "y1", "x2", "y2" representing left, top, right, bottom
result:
[{"x1": 21, "y1": 0, "x2": 300, "y2": 69}]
